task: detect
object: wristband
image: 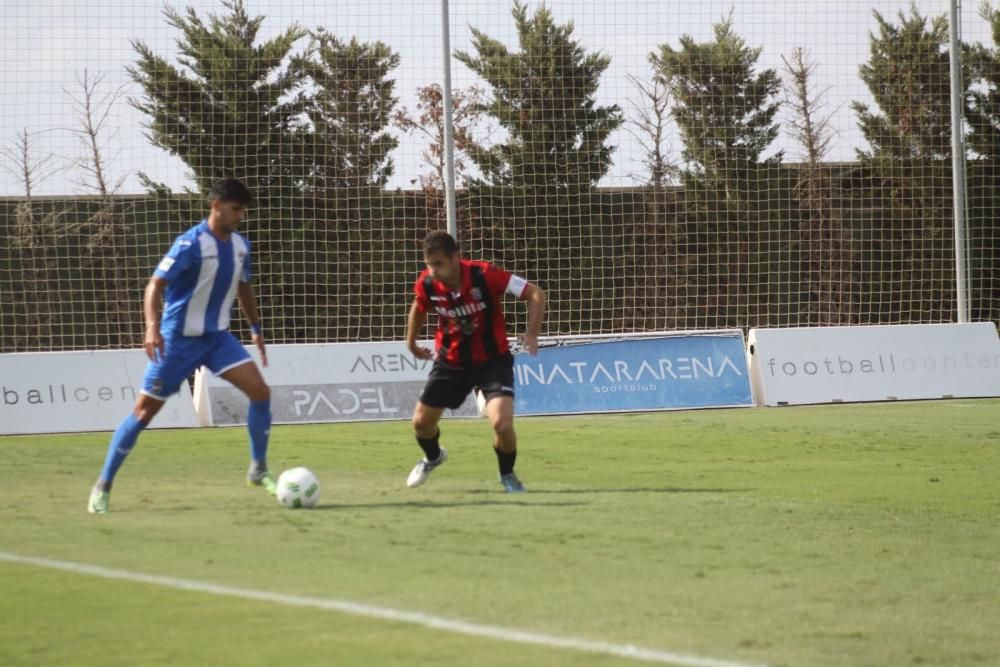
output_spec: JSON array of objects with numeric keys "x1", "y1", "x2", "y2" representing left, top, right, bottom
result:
[{"x1": 250, "y1": 322, "x2": 262, "y2": 335}]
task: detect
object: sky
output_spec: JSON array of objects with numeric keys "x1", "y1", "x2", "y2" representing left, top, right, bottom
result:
[{"x1": 0, "y1": 0, "x2": 993, "y2": 197}]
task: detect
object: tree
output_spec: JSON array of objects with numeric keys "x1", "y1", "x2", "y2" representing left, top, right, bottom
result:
[
  {"x1": 651, "y1": 12, "x2": 782, "y2": 200},
  {"x1": 967, "y1": 3, "x2": 1000, "y2": 159},
  {"x1": 64, "y1": 70, "x2": 127, "y2": 198},
  {"x1": 129, "y1": 0, "x2": 314, "y2": 340},
  {"x1": 298, "y1": 31, "x2": 400, "y2": 196},
  {"x1": 290, "y1": 30, "x2": 402, "y2": 341},
  {"x1": 959, "y1": 1, "x2": 1000, "y2": 324},
  {"x1": 1, "y1": 130, "x2": 62, "y2": 200},
  {"x1": 455, "y1": 1, "x2": 624, "y2": 334},
  {"x1": 782, "y1": 48, "x2": 857, "y2": 325},
  {"x1": 128, "y1": 0, "x2": 310, "y2": 199},
  {"x1": 625, "y1": 74, "x2": 677, "y2": 188},
  {"x1": 394, "y1": 84, "x2": 488, "y2": 195},
  {"x1": 852, "y1": 8, "x2": 958, "y2": 164},
  {"x1": 649, "y1": 13, "x2": 786, "y2": 329},
  {"x1": 63, "y1": 69, "x2": 138, "y2": 347},
  {"x1": 0, "y1": 129, "x2": 64, "y2": 350},
  {"x1": 851, "y1": 6, "x2": 965, "y2": 323},
  {"x1": 455, "y1": 1, "x2": 623, "y2": 193},
  {"x1": 617, "y1": 73, "x2": 680, "y2": 331}
]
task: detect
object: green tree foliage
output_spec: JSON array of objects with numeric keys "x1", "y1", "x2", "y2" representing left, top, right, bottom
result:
[
  {"x1": 456, "y1": 1, "x2": 623, "y2": 193},
  {"x1": 967, "y1": 3, "x2": 1000, "y2": 158},
  {"x1": 128, "y1": 0, "x2": 313, "y2": 339},
  {"x1": 961, "y1": 1, "x2": 1000, "y2": 322},
  {"x1": 126, "y1": 2, "x2": 411, "y2": 342},
  {"x1": 293, "y1": 31, "x2": 403, "y2": 340},
  {"x1": 128, "y1": 0, "x2": 310, "y2": 199},
  {"x1": 851, "y1": 7, "x2": 964, "y2": 323},
  {"x1": 298, "y1": 31, "x2": 400, "y2": 195},
  {"x1": 649, "y1": 14, "x2": 789, "y2": 330},
  {"x1": 651, "y1": 13, "x2": 782, "y2": 200},
  {"x1": 852, "y1": 8, "x2": 958, "y2": 163},
  {"x1": 455, "y1": 1, "x2": 623, "y2": 333}
]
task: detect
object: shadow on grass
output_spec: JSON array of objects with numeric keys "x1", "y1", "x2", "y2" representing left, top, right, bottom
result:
[
  {"x1": 308, "y1": 486, "x2": 749, "y2": 510},
  {"x1": 459, "y1": 487, "x2": 752, "y2": 495},
  {"x1": 147, "y1": 486, "x2": 747, "y2": 513},
  {"x1": 310, "y1": 499, "x2": 588, "y2": 510}
]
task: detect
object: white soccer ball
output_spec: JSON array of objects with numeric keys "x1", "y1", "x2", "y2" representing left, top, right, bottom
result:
[{"x1": 276, "y1": 467, "x2": 321, "y2": 509}]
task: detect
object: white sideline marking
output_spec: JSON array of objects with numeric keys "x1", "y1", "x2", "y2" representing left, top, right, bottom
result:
[{"x1": 0, "y1": 551, "x2": 767, "y2": 667}]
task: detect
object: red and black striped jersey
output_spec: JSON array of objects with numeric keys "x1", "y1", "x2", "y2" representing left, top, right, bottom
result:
[{"x1": 414, "y1": 259, "x2": 528, "y2": 367}]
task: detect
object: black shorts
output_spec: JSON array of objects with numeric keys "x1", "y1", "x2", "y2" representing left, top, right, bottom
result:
[{"x1": 419, "y1": 353, "x2": 515, "y2": 410}]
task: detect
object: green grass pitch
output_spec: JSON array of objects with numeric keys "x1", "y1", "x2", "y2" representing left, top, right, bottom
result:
[{"x1": 2, "y1": 400, "x2": 999, "y2": 667}]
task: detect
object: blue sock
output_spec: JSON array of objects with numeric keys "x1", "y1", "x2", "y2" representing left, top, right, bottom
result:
[
  {"x1": 97, "y1": 413, "x2": 147, "y2": 489},
  {"x1": 247, "y1": 399, "x2": 272, "y2": 467}
]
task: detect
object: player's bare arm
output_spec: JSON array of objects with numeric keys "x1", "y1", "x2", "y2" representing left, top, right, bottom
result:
[
  {"x1": 143, "y1": 277, "x2": 167, "y2": 361},
  {"x1": 520, "y1": 283, "x2": 546, "y2": 356},
  {"x1": 406, "y1": 299, "x2": 434, "y2": 360},
  {"x1": 237, "y1": 281, "x2": 267, "y2": 367}
]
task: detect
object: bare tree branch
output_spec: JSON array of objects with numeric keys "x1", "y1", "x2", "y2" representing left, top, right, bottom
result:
[
  {"x1": 60, "y1": 69, "x2": 129, "y2": 197},
  {"x1": 782, "y1": 47, "x2": 856, "y2": 326},
  {"x1": 0, "y1": 128, "x2": 70, "y2": 350},
  {"x1": 0, "y1": 129, "x2": 64, "y2": 198},
  {"x1": 625, "y1": 73, "x2": 678, "y2": 186},
  {"x1": 393, "y1": 84, "x2": 490, "y2": 192},
  {"x1": 781, "y1": 48, "x2": 838, "y2": 165}
]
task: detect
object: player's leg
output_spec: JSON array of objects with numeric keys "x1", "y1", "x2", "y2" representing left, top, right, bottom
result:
[
  {"x1": 407, "y1": 401, "x2": 448, "y2": 487},
  {"x1": 485, "y1": 394, "x2": 516, "y2": 453},
  {"x1": 478, "y1": 353, "x2": 524, "y2": 492},
  {"x1": 413, "y1": 400, "x2": 446, "y2": 456},
  {"x1": 484, "y1": 395, "x2": 524, "y2": 492},
  {"x1": 210, "y1": 333, "x2": 274, "y2": 493},
  {"x1": 99, "y1": 395, "x2": 166, "y2": 488},
  {"x1": 407, "y1": 362, "x2": 469, "y2": 487},
  {"x1": 88, "y1": 394, "x2": 167, "y2": 513},
  {"x1": 89, "y1": 337, "x2": 196, "y2": 513}
]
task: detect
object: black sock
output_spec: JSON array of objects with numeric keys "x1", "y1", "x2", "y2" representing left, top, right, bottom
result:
[
  {"x1": 495, "y1": 448, "x2": 517, "y2": 476},
  {"x1": 416, "y1": 430, "x2": 441, "y2": 461}
]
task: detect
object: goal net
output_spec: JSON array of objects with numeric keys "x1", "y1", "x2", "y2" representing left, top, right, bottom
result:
[{"x1": 1, "y1": 0, "x2": 996, "y2": 352}]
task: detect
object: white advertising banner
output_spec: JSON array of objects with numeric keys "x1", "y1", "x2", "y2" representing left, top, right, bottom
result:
[
  {"x1": 0, "y1": 350, "x2": 199, "y2": 434},
  {"x1": 194, "y1": 341, "x2": 477, "y2": 425},
  {"x1": 748, "y1": 323, "x2": 1000, "y2": 406}
]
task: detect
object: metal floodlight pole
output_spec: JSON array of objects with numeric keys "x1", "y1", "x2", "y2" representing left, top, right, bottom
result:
[
  {"x1": 440, "y1": 0, "x2": 458, "y2": 238},
  {"x1": 949, "y1": 0, "x2": 970, "y2": 322}
]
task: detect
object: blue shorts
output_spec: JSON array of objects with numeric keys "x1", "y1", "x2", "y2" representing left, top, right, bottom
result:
[{"x1": 142, "y1": 330, "x2": 252, "y2": 400}]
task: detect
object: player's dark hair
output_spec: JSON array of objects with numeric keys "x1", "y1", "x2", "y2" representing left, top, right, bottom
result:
[
  {"x1": 424, "y1": 230, "x2": 459, "y2": 256},
  {"x1": 209, "y1": 178, "x2": 253, "y2": 206}
]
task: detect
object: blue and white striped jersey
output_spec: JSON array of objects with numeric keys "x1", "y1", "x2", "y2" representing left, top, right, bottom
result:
[{"x1": 153, "y1": 220, "x2": 252, "y2": 337}]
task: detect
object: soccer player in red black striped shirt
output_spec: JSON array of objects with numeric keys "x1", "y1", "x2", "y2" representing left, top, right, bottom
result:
[{"x1": 405, "y1": 231, "x2": 546, "y2": 492}]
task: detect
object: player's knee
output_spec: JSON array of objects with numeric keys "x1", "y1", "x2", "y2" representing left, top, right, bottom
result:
[
  {"x1": 491, "y1": 414, "x2": 514, "y2": 436},
  {"x1": 244, "y1": 383, "x2": 270, "y2": 403},
  {"x1": 412, "y1": 414, "x2": 431, "y2": 434},
  {"x1": 255, "y1": 384, "x2": 271, "y2": 403},
  {"x1": 412, "y1": 414, "x2": 439, "y2": 438},
  {"x1": 133, "y1": 403, "x2": 161, "y2": 424}
]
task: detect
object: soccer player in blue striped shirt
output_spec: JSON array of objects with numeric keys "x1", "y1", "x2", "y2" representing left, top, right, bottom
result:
[{"x1": 88, "y1": 178, "x2": 275, "y2": 513}]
